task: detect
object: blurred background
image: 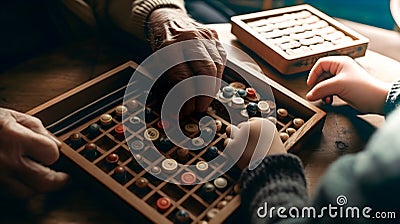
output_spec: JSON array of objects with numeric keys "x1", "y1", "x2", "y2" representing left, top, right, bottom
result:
[{"x1": 187, "y1": 0, "x2": 397, "y2": 30}]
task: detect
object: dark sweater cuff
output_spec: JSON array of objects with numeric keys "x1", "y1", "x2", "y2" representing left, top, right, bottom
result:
[
  {"x1": 239, "y1": 154, "x2": 307, "y2": 221},
  {"x1": 384, "y1": 80, "x2": 400, "y2": 116}
]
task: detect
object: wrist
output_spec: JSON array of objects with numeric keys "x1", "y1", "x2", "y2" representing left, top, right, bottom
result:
[{"x1": 384, "y1": 80, "x2": 400, "y2": 115}]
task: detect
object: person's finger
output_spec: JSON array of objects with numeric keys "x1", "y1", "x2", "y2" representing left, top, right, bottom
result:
[
  {"x1": 183, "y1": 40, "x2": 217, "y2": 113},
  {"x1": 225, "y1": 124, "x2": 239, "y2": 139},
  {"x1": 197, "y1": 40, "x2": 226, "y2": 112},
  {"x1": 17, "y1": 158, "x2": 69, "y2": 193},
  {"x1": 10, "y1": 111, "x2": 62, "y2": 147},
  {"x1": 10, "y1": 111, "x2": 47, "y2": 134},
  {"x1": 1, "y1": 177, "x2": 34, "y2": 198},
  {"x1": 163, "y1": 63, "x2": 196, "y2": 116},
  {"x1": 307, "y1": 56, "x2": 343, "y2": 86},
  {"x1": 18, "y1": 125, "x2": 60, "y2": 166},
  {"x1": 306, "y1": 76, "x2": 343, "y2": 101}
]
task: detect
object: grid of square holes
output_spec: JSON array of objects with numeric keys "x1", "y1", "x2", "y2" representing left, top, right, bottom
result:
[{"x1": 60, "y1": 75, "x2": 310, "y2": 224}]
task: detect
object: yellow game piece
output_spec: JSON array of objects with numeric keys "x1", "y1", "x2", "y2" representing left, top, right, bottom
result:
[
  {"x1": 217, "y1": 200, "x2": 228, "y2": 209},
  {"x1": 206, "y1": 208, "x2": 220, "y2": 220},
  {"x1": 280, "y1": 132, "x2": 290, "y2": 142},
  {"x1": 100, "y1": 114, "x2": 113, "y2": 126},
  {"x1": 215, "y1": 120, "x2": 222, "y2": 132},
  {"x1": 115, "y1": 105, "x2": 128, "y2": 117},
  {"x1": 184, "y1": 123, "x2": 199, "y2": 134},
  {"x1": 286, "y1": 127, "x2": 296, "y2": 136},
  {"x1": 135, "y1": 177, "x2": 149, "y2": 188},
  {"x1": 293, "y1": 118, "x2": 305, "y2": 129},
  {"x1": 144, "y1": 128, "x2": 159, "y2": 141},
  {"x1": 277, "y1": 108, "x2": 288, "y2": 119},
  {"x1": 229, "y1": 81, "x2": 246, "y2": 90}
]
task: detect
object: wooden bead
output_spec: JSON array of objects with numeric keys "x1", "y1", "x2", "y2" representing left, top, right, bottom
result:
[
  {"x1": 150, "y1": 166, "x2": 161, "y2": 175},
  {"x1": 286, "y1": 127, "x2": 296, "y2": 136},
  {"x1": 106, "y1": 153, "x2": 119, "y2": 164},
  {"x1": 277, "y1": 108, "x2": 288, "y2": 119},
  {"x1": 126, "y1": 99, "x2": 139, "y2": 112},
  {"x1": 177, "y1": 148, "x2": 189, "y2": 161},
  {"x1": 216, "y1": 200, "x2": 228, "y2": 209},
  {"x1": 135, "y1": 177, "x2": 148, "y2": 188},
  {"x1": 215, "y1": 120, "x2": 222, "y2": 132},
  {"x1": 70, "y1": 133, "x2": 81, "y2": 141},
  {"x1": 184, "y1": 123, "x2": 199, "y2": 134},
  {"x1": 293, "y1": 118, "x2": 305, "y2": 129},
  {"x1": 280, "y1": 132, "x2": 290, "y2": 142},
  {"x1": 206, "y1": 208, "x2": 220, "y2": 220},
  {"x1": 229, "y1": 81, "x2": 246, "y2": 90},
  {"x1": 114, "y1": 166, "x2": 127, "y2": 182}
]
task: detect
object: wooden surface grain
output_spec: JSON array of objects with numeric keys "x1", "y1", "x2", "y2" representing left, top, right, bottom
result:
[{"x1": 1, "y1": 23, "x2": 400, "y2": 224}]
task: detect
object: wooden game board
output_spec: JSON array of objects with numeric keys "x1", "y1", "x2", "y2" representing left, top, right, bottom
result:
[
  {"x1": 27, "y1": 59, "x2": 325, "y2": 224},
  {"x1": 231, "y1": 4, "x2": 369, "y2": 74}
]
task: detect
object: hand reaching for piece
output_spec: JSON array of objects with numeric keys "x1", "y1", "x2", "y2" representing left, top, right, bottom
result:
[
  {"x1": 0, "y1": 108, "x2": 68, "y2": 198},
  {"x1": 224, "y1": 118, "x2": 286, "y2": 170},
  {"x1": 147, "y1": 8, "x2": 227, "y2": 115},
  {"x1": 306, "y1": 56, "x2": 391, "y2": 114}
]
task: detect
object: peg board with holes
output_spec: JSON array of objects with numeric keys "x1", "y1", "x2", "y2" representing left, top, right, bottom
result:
[
  {"x1": 231, "y1": 4, "x2": 369, "y2": 74},
  {"x1": 27, "y1": 60, "x2": 325, "y2": 224}
]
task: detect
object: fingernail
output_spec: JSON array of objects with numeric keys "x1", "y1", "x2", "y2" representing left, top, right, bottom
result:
[{"x1": 306, "y1": 92, "x2": 312, "y2": 99}]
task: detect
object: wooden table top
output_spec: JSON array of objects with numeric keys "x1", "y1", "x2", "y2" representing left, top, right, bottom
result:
[{"x1": 1, "y1": 23, "x2": 399, "y2": 224}]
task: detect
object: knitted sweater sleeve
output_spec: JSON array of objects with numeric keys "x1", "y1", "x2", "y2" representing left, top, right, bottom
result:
[
  {"x1": 239, "y1": 154, "x2": 308, "y2": 223},
  {"x1": 62, "y1": 0, "x2": 186, "y2": 40}
]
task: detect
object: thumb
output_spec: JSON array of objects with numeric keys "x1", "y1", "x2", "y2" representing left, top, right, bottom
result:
[
  {"x1": 306, "y1": 77, "x2": 343, "y2": 101},
  {"x1": 19, "y1": 158, "x2": 69, "y2": 193}
]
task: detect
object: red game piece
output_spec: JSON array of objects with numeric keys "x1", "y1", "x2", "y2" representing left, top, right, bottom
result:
[
  {"x1": 322, "y1": 95, "x2": 333, "y2": 105},
  {"x1": 114, "y1": 124, "x2": 126, "y2": 138},
  {"x1": 157, "y1": 120, "x2": 169, "y2": 130},
  {"x1": 181, "y1": 172, "x2": 197, "y2": 185},
  {"x1": 156, "y1": 197, "x2": 171, "y2": 212},
  {"x1": 246, "y1": 88, "x2": 256, "y2": 98}
]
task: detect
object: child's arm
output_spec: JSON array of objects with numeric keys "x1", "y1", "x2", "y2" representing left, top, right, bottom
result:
[{"x1": 306, "y1": 56, "x2": 391, "y2": 114}]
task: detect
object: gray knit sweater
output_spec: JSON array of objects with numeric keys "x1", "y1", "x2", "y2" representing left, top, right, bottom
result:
[{"x1": 240, "y1": 80, "x2": 400, "y2": 223}]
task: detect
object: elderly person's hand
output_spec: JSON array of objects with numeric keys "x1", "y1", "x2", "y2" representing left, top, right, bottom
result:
[
  {"x1": 147, "y1": 8, "x2": 227, "y2": 115},
  {"x1": 0, "y1": 108, "x2": 68, "y2": 198}
]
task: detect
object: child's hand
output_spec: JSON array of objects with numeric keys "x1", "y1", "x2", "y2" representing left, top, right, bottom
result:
[
  {"x1": 306, "y1": 56, "x2": 391, "y2": 114},
  {"x1": 224, "y1": 118, "x2": 286, "y2": 170}
]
